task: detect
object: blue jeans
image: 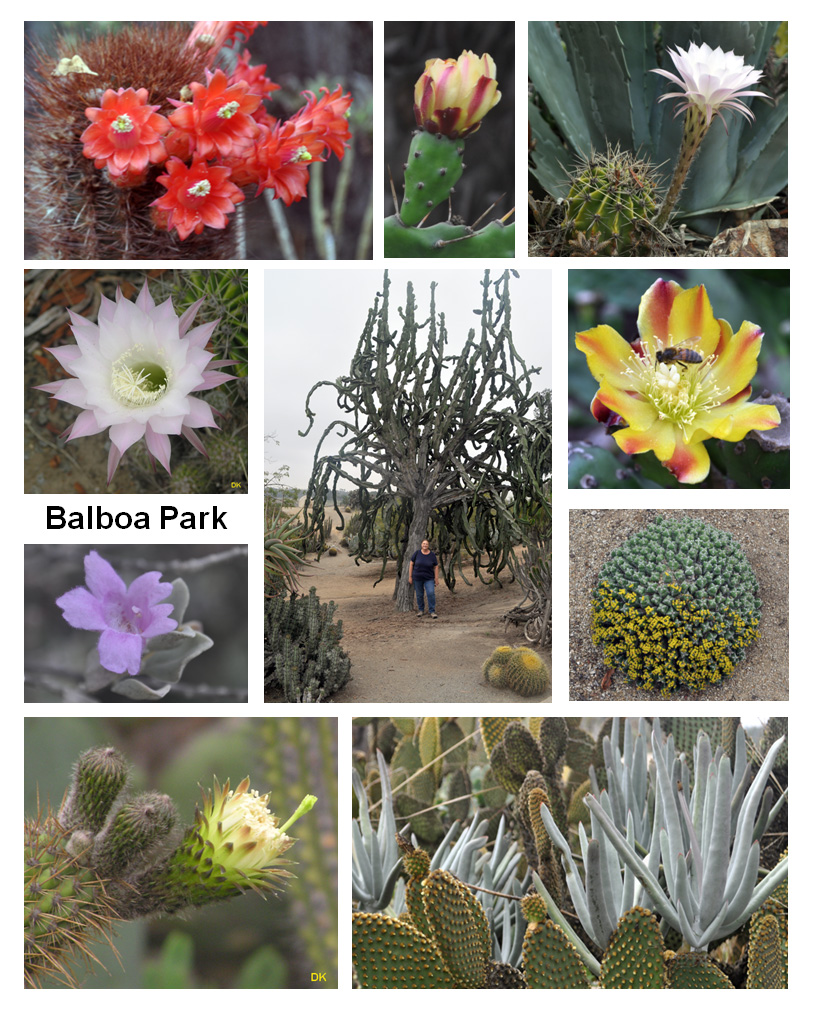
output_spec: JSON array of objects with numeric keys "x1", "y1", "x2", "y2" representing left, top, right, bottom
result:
[{"x1": 414, "y1": 578, "x2": 436, "y2": 614}]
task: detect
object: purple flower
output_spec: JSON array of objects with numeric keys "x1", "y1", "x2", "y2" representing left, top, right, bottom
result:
[{"x1": 56, "y1": 551, "x2": 178, "y2": 676}]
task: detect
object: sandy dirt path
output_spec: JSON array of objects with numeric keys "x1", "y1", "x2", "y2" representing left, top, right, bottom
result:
[{"x1": 269, "y1": 546, "x2": 552, "y2": 704}]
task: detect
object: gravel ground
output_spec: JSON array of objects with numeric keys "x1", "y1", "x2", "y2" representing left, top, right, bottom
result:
[{"x1": 569, "y1": 508, "x2": 789, "y2": 701}]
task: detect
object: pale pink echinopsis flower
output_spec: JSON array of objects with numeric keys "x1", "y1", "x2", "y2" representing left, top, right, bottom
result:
[
  {"x1": 652, "y1": 42, "x2": 765, "y2": 127},
  {"x1": 36, "y1": 282, "x2": 236, "y2": 483}
]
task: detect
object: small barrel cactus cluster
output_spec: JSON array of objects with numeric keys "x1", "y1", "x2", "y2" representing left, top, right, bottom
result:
[
  {"x1": 591, "y1": 514, "x2": 761, "y2": 693},
  {"x1": 482, "y1": 645, "x2": 551, "y2": 696}
]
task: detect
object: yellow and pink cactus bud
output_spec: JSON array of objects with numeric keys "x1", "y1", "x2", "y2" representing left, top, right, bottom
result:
[{"x1": 413, "y1": 50, "x2": 501, "y2": 139}]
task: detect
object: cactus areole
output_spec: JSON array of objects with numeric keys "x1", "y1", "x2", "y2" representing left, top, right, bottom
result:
[{"x1": 301, "y1": 272, "x2": 550, "y2": 611}]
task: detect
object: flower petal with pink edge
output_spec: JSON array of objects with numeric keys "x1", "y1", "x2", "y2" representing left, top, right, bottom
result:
[
  {"x1": 665, "y1": 284, "x2": 721, "y2": 357},
  {"x1": 575, "y1": 325, "x2": 638, "y2": 386},
  {"x1": 709, "y1": 321, "x2": 764, "y2": 396},
  {"x1": 636, "y1": 278, "x2": 683, "y2": 351},
  {"x1": 613, "y1": 417, "x2": 679, "y2": 462}
]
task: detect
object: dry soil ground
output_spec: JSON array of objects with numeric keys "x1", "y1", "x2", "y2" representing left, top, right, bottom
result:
[{"x1": 267, "y1": 544, "x2": 551, "y2": 704}]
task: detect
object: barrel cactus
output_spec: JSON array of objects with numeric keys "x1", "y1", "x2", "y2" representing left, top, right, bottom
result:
[
  {"x1": 482, "y1": 646, "x2": 550, "y2": 697},
  {"x1": 560, "y1": 146, "x2": 663, "y2": 256}
]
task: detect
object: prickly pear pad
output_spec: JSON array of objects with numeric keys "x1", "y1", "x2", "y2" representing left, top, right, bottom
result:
[{"x1": 400, "y1": 132, "x2": 464, "y2": 225}]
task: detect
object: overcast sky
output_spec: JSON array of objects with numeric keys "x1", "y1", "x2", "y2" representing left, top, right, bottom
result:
[{"x1": 264, "y1": 268, "x2": 553, "y2": 490}]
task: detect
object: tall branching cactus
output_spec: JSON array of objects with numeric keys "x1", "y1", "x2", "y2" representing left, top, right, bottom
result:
[{"x1": 301, "y1": 271, "x2": 550, "y2": 610}]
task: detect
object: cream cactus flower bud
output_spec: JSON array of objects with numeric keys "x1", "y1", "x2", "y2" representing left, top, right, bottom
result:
[{"x1": 182, "y1": 777, "x2": 317, "y2": 896}]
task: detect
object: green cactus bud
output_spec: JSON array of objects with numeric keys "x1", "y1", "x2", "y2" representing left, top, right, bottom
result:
[
  {"x1": 59, "y1": 745, "x2": 128, "y2": 835},
  {"x1": 93, "y1": 791, "x2": 177, "y2": 877}
]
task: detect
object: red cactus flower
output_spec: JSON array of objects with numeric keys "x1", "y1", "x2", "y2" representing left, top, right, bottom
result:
[
  {"x1": 292, "y1": 85, "x2": 353, "y2": 159},
  {"x1": 168, "y1": 68, "x2": 261, "y2": 159},
  {"x1": 152, "y1": 156, "x2": 244, "y2": 240},
  {"x1": 81, "y1": 87, "x2": 170, "y2": 180},
  {"x1": 230, "y1": 49, "x2": 281, "y2": 111},
  {"x1": 248, "y1": 119, "x2": 330, "y2": 205},
  {"x1": 186, "y1": 21, "x2": 268, "y2": 54}
]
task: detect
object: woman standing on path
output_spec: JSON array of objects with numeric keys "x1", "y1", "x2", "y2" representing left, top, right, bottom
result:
[{"x1": 408, "y1": 539, "x2": 439, "y2": 618}]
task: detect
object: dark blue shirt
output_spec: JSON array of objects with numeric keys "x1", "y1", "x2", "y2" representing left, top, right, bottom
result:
[{"x1": 410, "y1": 549, "x2": 437, "y2": 581}]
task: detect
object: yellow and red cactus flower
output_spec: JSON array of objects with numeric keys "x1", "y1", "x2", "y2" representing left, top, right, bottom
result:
[
  {"x1": 413, "y1": 50, "x2": 501, "y2": 139},
  {"x1": 167, "y1": 68, "x2": 261, "y2": 160},
  {"x1": 81, "y1": 87, "x2": 170, "y2": 181},
  {"x1": 151, "y1": 155, "x2": 245, "y2": 240},
  {"x1": 575, "y1": 279, "x2": 781, "y2": 484}
]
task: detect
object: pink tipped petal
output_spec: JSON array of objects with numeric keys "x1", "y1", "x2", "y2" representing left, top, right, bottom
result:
[
  {"x1": 182, "y1": 425, "x2": 209, "y2": 456},
  {"x1": 699, "y1": 400, "x2": 781, "y2": 441},
  {"x1": 575, "y1": 325, "x2": 638, "y2": 386},
  {"x1": 107, "y1": 443, "x2": 124, "y2": 485},
  {"x1": 636, "y1": 278, "x2": 684, "y2": 349},
  {"x1": 667, "y1": 285, "x2": 721, "y2": 355},
  {"x1": 595, "y1": 381, "x2": 657, "y2": 430},
  {"x1": 109, "y1": 420, "x2": 147, "y2": 454},
  {"x1": 144, "y1": 426, "x2": 173, "y2": 474}
]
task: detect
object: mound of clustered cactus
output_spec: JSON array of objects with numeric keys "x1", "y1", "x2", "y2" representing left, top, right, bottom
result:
[
  {"x1": 591, "y1": 514, "x2": 761, "y2": 693},
  {"x1": 264, "y1": 587, "x2": 351, "y2": 702},
  {"x1": 482, "y1": 646, "x2": 551, "y2": 697}
]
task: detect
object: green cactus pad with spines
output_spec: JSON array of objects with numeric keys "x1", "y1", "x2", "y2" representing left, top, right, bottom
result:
[
  {"x1": 446, "y1": 767, "x2": 472, "y2": 823},
  {"x1": 526, "y1": 787, "x2": 552, "y2": 867},
  {"x1": 502, "y1": 721, "x2": 542, "y2": 778},
  {"x1": 352, "y1": 910, "x2": 455, "y2": 988},
  {"x1": 405, "y1": 874, "x2": 433, "y2": 942},
  {"x1": 488, "y1": 739, "x2": 525, "y2": 795},
  {"x1": 440, "y1": 719, "x2": 468, "y2": 768},
  {"x1": 486, "y1": 960, "x2": 526, "y2": 988},
  {"x1": 418, "y1": 716, "x2": 442, "y2": 786},
  {"x1": 479, "y1": 716, "x2": 517, "y2": 757},
  {"x1": 400, "y1": 132, "x2": 464, "y2": 226},
  {"x1": 390, "y1": 717, "x2": 417, "y2": 737},
  {"x1": 664, "y1": 951, "x2": 734, "y2": 989},
  {"x1": 384, "y1": 215, "x2": 515, "y2": 258},
  {"x1": 402, "y1": 846, "x2": 430, "y2": 881},
  {"x1": 598, "y1": 907, "x2": 665, "y2": 988},
  {"x1": 517, "y1": 770, "x2": 548, "y2": 833},
  {"x1": 395, "y1": 791, "x2": 445, "y2": 843},
  {"x1": 60, "y1": 745, "x2": 128, "y2": 834},
  {"x1": 522, "y1": 919, "x2": 591, "y2": 988},
  {"x1": 747, "y1": 912, "x2": 785, "y2": 989},
  {"x1": 421, "y1": 870, "x2": 490, "y2": 987},
  {"x1": 564, "y1": 727, "x2": 596, "y2": 784},
  {"x1": 538, "y1": 718, "x2": 567, "y2": 776},
  {"x1": 664, "y1": 718, "x2": 722, "y2": 766},
  {"x1": 568, "y1": 780, "x2": 593, "y2": 827}
]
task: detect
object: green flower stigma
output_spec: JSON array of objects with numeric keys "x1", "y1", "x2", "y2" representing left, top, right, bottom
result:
[{"x1": 217, "y1": 101, "x2": 240, "y2": 119}]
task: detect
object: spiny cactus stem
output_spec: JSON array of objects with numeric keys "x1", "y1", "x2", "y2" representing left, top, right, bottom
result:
[{"x1": 654, "y1": 106, "x2": 710, "y2": 229}]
